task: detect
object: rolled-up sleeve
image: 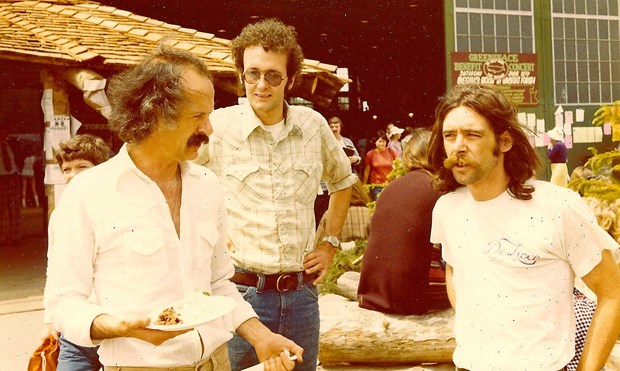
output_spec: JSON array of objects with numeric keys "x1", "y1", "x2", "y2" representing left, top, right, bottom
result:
[{"x1": 319, "y1": 121, "x2": 357, "y2": 194}]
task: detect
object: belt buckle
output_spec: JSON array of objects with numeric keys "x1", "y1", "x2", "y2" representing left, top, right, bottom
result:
[{"x1": 276, "y1": 274, "x2": 293, "y2": 292}]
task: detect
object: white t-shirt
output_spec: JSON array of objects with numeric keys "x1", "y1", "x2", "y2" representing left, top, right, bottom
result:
[
  {"x1": 431, "y1": 180, "x2": 618, "y2": 370},
  {"x1": 260, "y1": 119, "x2": 285, "y2": 140}
]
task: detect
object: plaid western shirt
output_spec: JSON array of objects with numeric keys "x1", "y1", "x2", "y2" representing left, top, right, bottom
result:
[{"x1": 199, "y1": 103, "x2": 357, "y2": 274}]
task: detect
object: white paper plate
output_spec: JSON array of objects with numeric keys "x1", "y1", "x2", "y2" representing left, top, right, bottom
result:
[{"x1": 147, "y1": 294, "x2": 236, "y2": 331}]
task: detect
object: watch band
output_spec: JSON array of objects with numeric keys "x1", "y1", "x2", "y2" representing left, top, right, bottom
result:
[{"x1": 322, "y1": 235, "x2": 340, "y2": 248}]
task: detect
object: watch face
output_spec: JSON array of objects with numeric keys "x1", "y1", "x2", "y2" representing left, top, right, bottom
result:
[{"x1": 324, "y1": 236, "x2": 339, "y2": 246}]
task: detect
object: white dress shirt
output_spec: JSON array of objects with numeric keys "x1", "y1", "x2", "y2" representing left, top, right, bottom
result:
[{"x1": 44, "y1": 145, "x2": 256, "y2": 367}]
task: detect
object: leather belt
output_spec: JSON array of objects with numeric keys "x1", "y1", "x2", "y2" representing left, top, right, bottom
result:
[
  {"x1": 231, "y1": 270, "x2": 316, "y2": 292},
  {"x1": 456, "y1": 366, "x2": 567, "y2": 370},
  {"x1": 104, "y1": 344, "x2": 227, "y2": 371}
]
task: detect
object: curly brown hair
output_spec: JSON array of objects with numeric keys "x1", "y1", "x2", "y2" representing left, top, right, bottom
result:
[
  {"x1": 428, "y1": 85, "x2": 540, "y2": 200},
  {"x1": 231, "y1": 18, "x2": 304, "y2": 79},
  {"x1": 54, "y1": 134, "x2": 110, "y2": 167},
  {"x1": 106, "y1": 44, "x2": 212, "y2": 143}
]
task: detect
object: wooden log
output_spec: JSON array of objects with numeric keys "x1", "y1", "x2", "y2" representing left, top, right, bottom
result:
[
  {"x1": 319, "y1": 294, "x2": 455, "y2": 366},
  {"x1": 336, "y1": 271, "x2": 361, "y2": 301}
]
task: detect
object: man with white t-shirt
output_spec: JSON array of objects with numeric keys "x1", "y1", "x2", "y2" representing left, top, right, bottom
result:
[{"x1": 427, "y1": 84, "x2": 620, "y2": 371}]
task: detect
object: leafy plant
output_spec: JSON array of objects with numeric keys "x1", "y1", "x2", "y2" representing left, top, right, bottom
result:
[
  {"x1": 319, "y1": 240, "x2": 367, "y2": 295},
  {"x1": 568, "y1": 148, "x2": 620, "y2": 201},
  {"x1": 592, "y1": 100, "x2": 620, "y2": 126},
  {"x1": 363, "y1": 157, "x2": 405, "y2": 214}
]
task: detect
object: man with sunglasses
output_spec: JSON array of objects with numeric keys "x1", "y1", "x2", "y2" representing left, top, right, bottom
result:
[{"x1": 195, "y1": 19, "x2": 356, "y2": 371}]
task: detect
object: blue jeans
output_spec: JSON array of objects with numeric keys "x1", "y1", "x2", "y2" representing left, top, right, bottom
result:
[
  {"x1": 228, "y1": 282, "x2": 320, "y2": 371},
  {"x1": 371, "y1": 186, "x2": 384, "y2": 200},
  {"x1": 57, "y1": 335, "x2": 102, "y2": 371}
]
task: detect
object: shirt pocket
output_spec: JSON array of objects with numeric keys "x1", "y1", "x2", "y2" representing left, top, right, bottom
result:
[
  {"x1": 223, "y1": 164, "x2": 262, "y2": 209},
  {"x1": 293, "y1": 162, "x2": 320, "y2": 205},
  {"x1": 123, "y1": 228, "x2": 169, "y2": 287}
]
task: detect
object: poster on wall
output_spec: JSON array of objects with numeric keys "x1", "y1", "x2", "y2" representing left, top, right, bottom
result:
[
  {"x1": 450, "y1": 52, "x2": 539, "y2": 106},
  {"x1": 44, "y1": 115, "x2": 71, "y2": 160}
]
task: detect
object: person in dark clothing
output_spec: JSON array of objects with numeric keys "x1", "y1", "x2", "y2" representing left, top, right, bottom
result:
[
  {"x1": 358, "y1": 128, "x2": 450, "y2": 315},
  {"x1": 547, "y1": 128, "x2": 569, "y2": 187},
  {"x1": 0, "y1": 127, "x2": 21, "y2": 246}
]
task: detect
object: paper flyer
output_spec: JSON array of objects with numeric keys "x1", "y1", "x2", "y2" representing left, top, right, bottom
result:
[
  {"x1": 555, "y1": 113, "x2": 563, "y2": 127},
  {"x1": 564, "y1": 111, "x2": 573, "y2": 125},
  {"x1": 575, "y1": 108, "x2": 585, "y2": 123},
  {"x1": 40, "y1": 89, "x2": 54, "y2": 124},
  {"x1": 44, "y1": 163, "x2": 66, "y2": 185},
  {"x1": 45, "y1": 115, "x2": 71, "y2": 160},
  {"x1": 565, "y1": 135, "x2": 573, "y2": 149}
]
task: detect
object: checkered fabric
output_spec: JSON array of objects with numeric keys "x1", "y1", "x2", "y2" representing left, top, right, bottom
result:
[
  {"x1": 315, "y1": 206, "x2": 370, "y2": 246},
  {"x1": 567, "y1": 288, "x2": 597, "y2": 371}
]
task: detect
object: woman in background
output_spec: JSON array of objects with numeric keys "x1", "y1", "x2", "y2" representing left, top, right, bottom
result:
[
  {"x1": 358, "y1": 128, "x2": 451, "y2": 315},
  {"x1": 547, "y1": 128, "x2": 568, "y2": 187},
  {"x1": 362, "y1": 130, "x2": 397, "y2": 200}
]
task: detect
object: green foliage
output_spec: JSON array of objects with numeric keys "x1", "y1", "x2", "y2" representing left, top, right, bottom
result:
[
  {"x1": 363, "y1": 158, "x2": 405, "y2": 214},
  {"x1": 592, "y1": 100, "x2": 620, "y2": 126},
  {"x1": 319, "y1": 240, "x2": 367, "y2": 295},
  {"x1": 568, "y1": 149, "x2": 620, "y2": 201},
  {"x1": 387, "y1": 157, "x2": 406, "y2": 180}
]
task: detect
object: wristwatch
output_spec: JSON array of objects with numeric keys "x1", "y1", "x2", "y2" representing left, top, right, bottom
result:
[{"x1": 322, "y1": 235, "x2": 340, "y2": 248}]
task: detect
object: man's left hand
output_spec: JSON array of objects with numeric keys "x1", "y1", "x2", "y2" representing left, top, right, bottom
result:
[
  {"x1": 255, "y1": 333, "x2": 303, "y2": 370},
  {"x1": 303, "y1": 243, "x2": 337, "y2": 285}
]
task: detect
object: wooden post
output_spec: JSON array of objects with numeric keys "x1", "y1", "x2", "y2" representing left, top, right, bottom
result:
[{"x1": 40, "y1": 68, "x2": 70, "y2": 220}]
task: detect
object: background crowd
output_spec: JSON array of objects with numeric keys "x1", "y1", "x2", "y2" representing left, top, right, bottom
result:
[{"x1": 2, "y1": 15, "x2": 616, "y2": 371}]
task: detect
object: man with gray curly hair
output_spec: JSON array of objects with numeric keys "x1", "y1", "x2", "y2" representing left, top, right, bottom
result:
[
  {"x1": 45, "y1": 44, "x2": 302, "y2": 371},
  {"x1": 196, "y1": 19, "x2": 356, "y2": 371}
]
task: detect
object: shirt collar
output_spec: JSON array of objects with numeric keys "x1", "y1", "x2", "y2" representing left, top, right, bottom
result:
[
  {"x1": 112, "y1": 144, "x2": 200, "y2": 187},
  {"x1": 239, "y1": 102, "x2": 301, "y2": 141}
]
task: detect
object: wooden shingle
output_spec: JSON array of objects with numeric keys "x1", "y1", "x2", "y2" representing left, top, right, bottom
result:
[{"x1": 0, "y1": 0, "x2": 348, "y2": 105}]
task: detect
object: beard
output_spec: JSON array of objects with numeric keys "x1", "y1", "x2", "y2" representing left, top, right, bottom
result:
[{"x1": 187, "y1": 133, "x2": 209, "y2": 148}]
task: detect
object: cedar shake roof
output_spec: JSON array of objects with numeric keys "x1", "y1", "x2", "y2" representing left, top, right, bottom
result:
[{"x1": 0, "y1": 0, "x2": 347, "y2": 106}]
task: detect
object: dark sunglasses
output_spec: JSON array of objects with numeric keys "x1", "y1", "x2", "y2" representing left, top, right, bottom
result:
[{"x1": 242, "y1": 70, "x2": 287, "y2": 87}]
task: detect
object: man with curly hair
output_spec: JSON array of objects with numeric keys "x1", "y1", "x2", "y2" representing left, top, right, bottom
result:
[
  {"x1": 428, "y1": 84, "x2": 620, "y2": 370},
  {"x1": 45, "y1": 44, "x2": 302, "y2": 371},
  {"x1": 196, "y1": 19, "x2": 356, "y2": 370}
]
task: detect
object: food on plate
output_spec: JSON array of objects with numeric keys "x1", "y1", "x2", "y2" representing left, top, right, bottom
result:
[{"x1": 155, "y1": 306, "x2": 183, "y2": 325}]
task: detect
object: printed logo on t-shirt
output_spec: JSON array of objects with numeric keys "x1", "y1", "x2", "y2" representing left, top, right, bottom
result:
[{"x1": 484, "y1": 238, "x2": 539, "y2": 265}]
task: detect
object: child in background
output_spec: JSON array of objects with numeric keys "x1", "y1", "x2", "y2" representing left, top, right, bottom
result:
[{"x1": 45, "y1": 134, "x2": 110, "y2": 371}]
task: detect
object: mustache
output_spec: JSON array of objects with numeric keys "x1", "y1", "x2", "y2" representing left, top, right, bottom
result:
[
  {"x1": 443, "y1": 153, "x2": 472, "y2": 169},
  {"x1": 187, "y1": 133, "x2": 209, "y2": 147}
]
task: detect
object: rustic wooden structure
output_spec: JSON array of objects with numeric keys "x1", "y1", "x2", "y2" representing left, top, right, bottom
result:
[
  {"x1": 0, "y1": 0, "x2": 347, "y2": 106},
  {"x1": 0, "y1": 0, "x2": 348, "y2": 212}
]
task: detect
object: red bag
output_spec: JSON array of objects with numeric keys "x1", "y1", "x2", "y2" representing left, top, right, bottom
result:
[{"x1": 27, "y1": 335, "x2": 59, "y2": 371}]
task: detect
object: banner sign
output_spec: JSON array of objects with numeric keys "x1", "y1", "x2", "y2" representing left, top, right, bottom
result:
[{"x1": 450, "y1": 52, "x2": 539, "y2": 106}]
